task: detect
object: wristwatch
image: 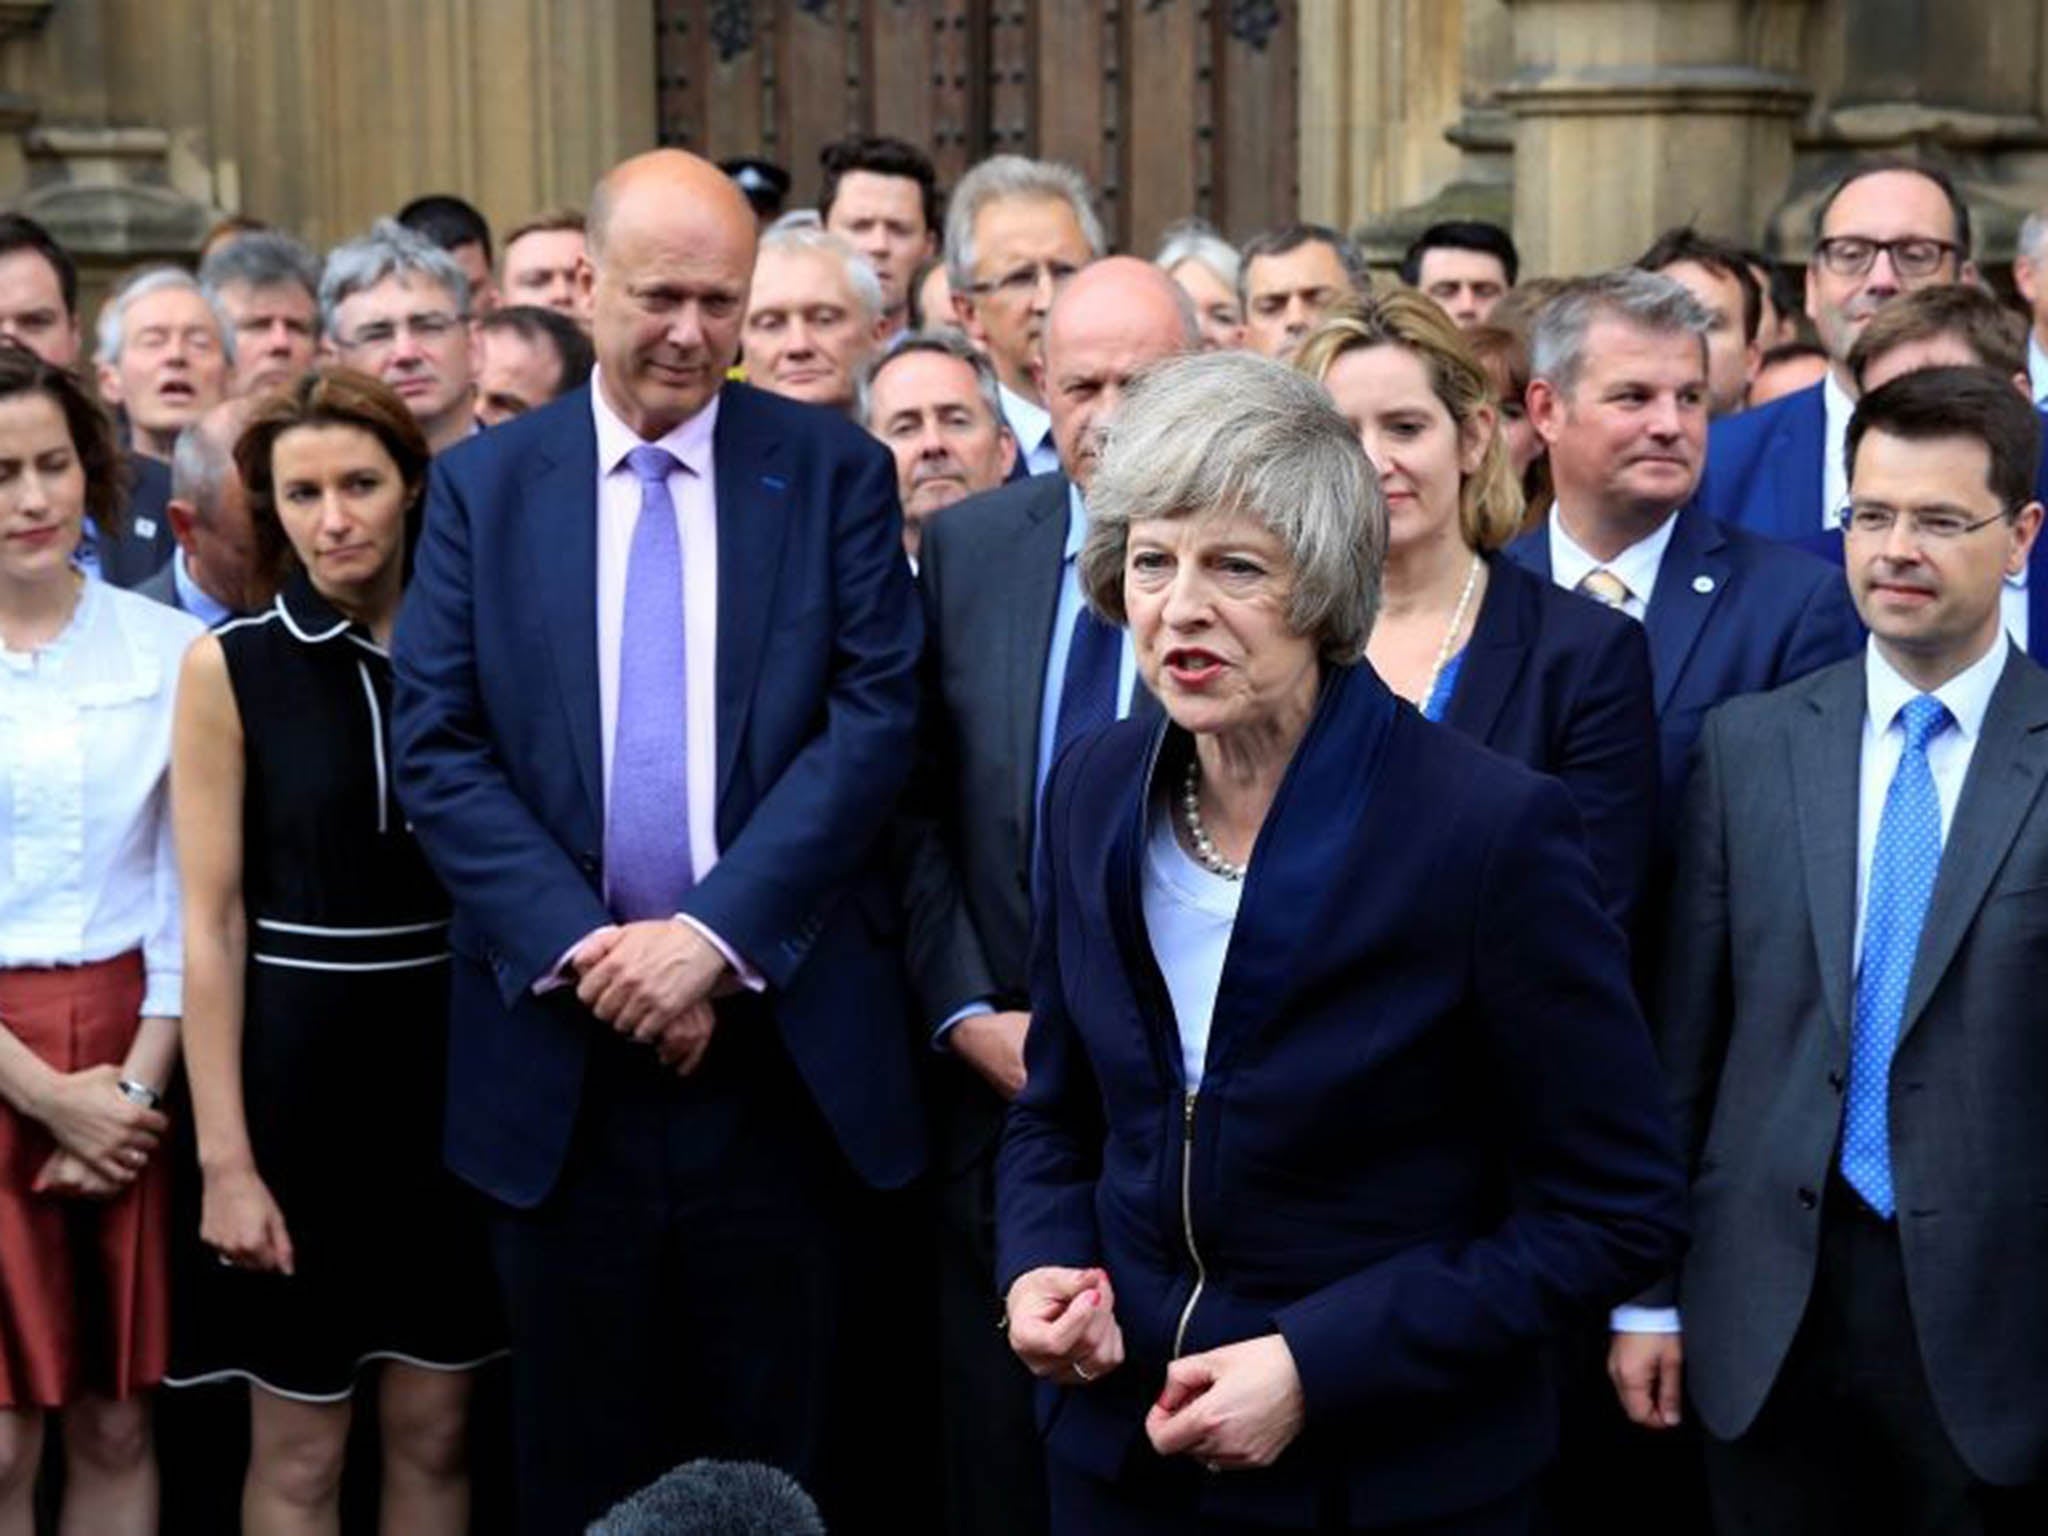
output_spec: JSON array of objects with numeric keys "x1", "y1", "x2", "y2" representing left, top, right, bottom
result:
[{"x1": 117, "y1": 1078, "x2": 163, "y2": 1111}]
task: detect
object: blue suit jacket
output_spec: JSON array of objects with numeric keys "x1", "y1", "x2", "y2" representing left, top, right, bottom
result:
[
  {"x1": 1694, "y1": 380, "x2": 1829, "y2": 543},
  {"x1": 392, "y1": 382, "x2": 927, "y2": 1207},
  {"x1": 1444, "y1": 554, "x2": 1658, "y2": 935},
  {"x1": 997, "y1": 663, "x2": 1686, "y2": 1528},
  {"x1": 1506, "y1": 506, "x2": 1863, "y2": 815}
]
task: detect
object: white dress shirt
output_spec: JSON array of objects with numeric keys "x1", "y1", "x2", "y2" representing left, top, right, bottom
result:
[
  {"x1": 171, "y1": 548, "x2": 234, "y2": 629},
  {"x1": 1141, "y1": 798, "x2": 1241, "y2": 1091},
  {"x1": 1821, "y1": 369, "x2": 1855, "y2": 530},
  {"x1": 1546, "y1": 507, "x2": 1680, "y2": 622},
  {"x1": 2030, "y1": 334, "x2": 2048, "y2": 406},
  {"x1": 582, "y1": 374, "x2": 755, "y2": 981},
  {"x1": 998, "y1": 381, "x2": 1060, "y2": 478},
  {"x1": 0, "y1": 580, "x2": 205, "y2": 1016}
]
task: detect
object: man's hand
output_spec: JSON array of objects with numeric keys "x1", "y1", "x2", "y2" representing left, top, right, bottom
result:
[
  {"x1": 650, "y1": 999, "x2": 719, "y2": 1077},
  {"x1": 1005, "y1": 1266, "x2": 1125, "y2": 1385},
  {"x1": 574, "y1": 921, "x2": 729, "y2": 1040},
  {"x1": 1145, "y1": 1334, "x2": 1306, "y2": 1470},
  {"x1": 950, "y1": 1010, "x2": 1029, "y2": 1100},
  {"x1": 1609, "y1": 1330, "x2": 1684, "y2": 1428}
]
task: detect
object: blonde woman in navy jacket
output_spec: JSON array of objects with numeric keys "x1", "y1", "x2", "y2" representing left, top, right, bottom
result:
[{"x1": 996, "y1": 351, "x2": 1686, "y2": 1534}]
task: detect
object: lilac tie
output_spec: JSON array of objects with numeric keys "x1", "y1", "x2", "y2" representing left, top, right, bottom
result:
[{"x1": 606, "y1": 444, "x2": 694, "y2": 921}]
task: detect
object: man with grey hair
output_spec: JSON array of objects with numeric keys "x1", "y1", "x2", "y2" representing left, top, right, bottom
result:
[
  {"x1": 137, "y1": 395, "x2": 267, "y2": 624},
  {"x1": 739, "y1": 225, "x2": 886, "y2": 412},
  {"x1": 1238, "y1": 222, "x2": 1371, "y2": 360},
  {"x1": 199, "y1": 229, "x2": 321, "y2": 398},
  {"x1": 96, "y1": 265, "x2": 230, "y2": 462},
  {"x1": 860, "y1": 330, "x2": 1016, "y2": 561},
  {"x1": 943, "y1": 153, "x2": 1106, "y2": 475},
  {"x1": 899, "y1": 254, "x2": 1192, "y2": 1536},
  {"x1": 322, "y1": 217, "x2": 479, "y2": 451},
  {"x1": 1503, "y1": 268, "x2": 1858, "y2": 1531},
  {"x1": 2012, "y1": 210, "x2": 2048, "y2": 404}
]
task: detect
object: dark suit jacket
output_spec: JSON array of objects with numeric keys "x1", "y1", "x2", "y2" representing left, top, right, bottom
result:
[
  {"x1": 99, "y1": 453, "x2": 177, "y2": 589},
  {"x1": 902, "y1": 470, "x2": 1159, "y2": 1171},
  {"x1": 1506, "y1": 505, "x2": 1863, "y2": 815},
  {"x1": 392, "y1": 381, "x2": 927, "y2": 1207},
  {"x1": 1657, "y1": 649, "x2": 2048, "y2": 1486},
  {"x1": 998, "y1": 662, "x2": 1687, "y2": 1528},
  {"x1": 1444, "y1": 554, "x2": 1658, "y2": 933},
  {"x1": 1693, "y1": 380, "x2": 1829, "y2": 543}
]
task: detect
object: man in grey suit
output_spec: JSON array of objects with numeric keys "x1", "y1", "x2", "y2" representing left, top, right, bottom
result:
[
  {"x1": 1622, "y1": 367, "x2": 2048, "y2": 1531},
  {"x1": 902, "y1": 255, "x2": 1192, "y2": 1535}
]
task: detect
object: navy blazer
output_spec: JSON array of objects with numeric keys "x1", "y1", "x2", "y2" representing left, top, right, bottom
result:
[
  {"x1": 997, "y1": 663, "x2": 1686, "y2": 1528},
  {"x1": 1693, "y1": 380, "x2": 1828, "y2": 543},
  {"x1": 392, "y1": 382, "x2": 927, "y2": 1206},
  {"x1": 1443, "y1": 554, "x2": 1658, "y2": 934},
  {"x1": 1506, "y1": 506, "x2": 1863, "y2": 815}
]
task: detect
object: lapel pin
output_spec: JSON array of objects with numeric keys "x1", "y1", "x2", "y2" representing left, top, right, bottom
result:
[{"x1": 1692, "y1": 574, "x2": 1716, "y2": 595}]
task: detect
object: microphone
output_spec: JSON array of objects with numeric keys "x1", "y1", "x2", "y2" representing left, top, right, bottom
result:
[{"x1": 586, "y1": 1458, "x2": 827, "y2": 1535}]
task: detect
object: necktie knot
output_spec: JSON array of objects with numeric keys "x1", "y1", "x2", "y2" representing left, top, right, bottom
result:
[
  {"x1": 626, "y1": 444, "x2": 681, "y2": 487},
  {"x1": 1898, "y1": 694, "x2": 1951, "y2": 754},
  {"x1": 1577, "y1": 568, "x2": 1631, "y2": 610}
]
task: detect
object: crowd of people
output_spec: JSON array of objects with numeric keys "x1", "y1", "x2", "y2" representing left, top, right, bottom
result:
[{"x1": 0, "y1": 122, "x2": 2044, "y2": 1536}]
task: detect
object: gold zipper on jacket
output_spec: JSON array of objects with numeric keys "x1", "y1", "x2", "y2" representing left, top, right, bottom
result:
[{"x1": 1171, "y1": 1088, "x2": 1207, "y2": 1357}]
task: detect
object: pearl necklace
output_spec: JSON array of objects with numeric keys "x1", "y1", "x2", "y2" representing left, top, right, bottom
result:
[
  {"x1": 1180, "y1": 757, "x2": 1247, "y2": 882},
  {"x1": 1421, "y1": 554, "x2": 1483, "y2": 709}
]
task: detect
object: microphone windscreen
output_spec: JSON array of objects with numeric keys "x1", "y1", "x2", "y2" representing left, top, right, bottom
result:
[{"x1": 586, "y1": 1458, "x2": 827, "y2": 1535}]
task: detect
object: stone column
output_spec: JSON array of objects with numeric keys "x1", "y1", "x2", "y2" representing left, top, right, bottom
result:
[{"x1": 1499, "y1": 0, "x2": 1815, "y2": 276}]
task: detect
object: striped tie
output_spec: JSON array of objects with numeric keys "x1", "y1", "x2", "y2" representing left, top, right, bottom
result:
[{"x1": 1577, "y1": 568, "x2": 1632, "y2": 611}]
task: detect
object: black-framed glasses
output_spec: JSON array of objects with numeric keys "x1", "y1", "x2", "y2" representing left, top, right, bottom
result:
[
  {"x1": 1812, "y1": 237, "x2": 1961, "y2": 280},
  {"x1": 1840, "y1": 502, "x2": 2010, "y2": 541}
]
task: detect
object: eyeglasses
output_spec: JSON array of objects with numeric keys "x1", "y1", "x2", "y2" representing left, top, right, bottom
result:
[
  {"x1": 1840, "y1": 502, "x2": 2009, "y2": 540},
  {"x1": 339, "y1": 312, "x2": 465, "y2": 350},
  {"x1": 965, "y1": 260, "x2": 1082, "y2": 300},
  {"x1": 1812, "y1": 237, "x2": 1961, "y2": 280}
]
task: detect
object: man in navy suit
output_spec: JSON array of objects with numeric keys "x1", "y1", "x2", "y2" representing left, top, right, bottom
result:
[
  {"x1": 1509, "y1": 269, "x2": 1862, "y2": 819},
  {"x1": 1695, "y1": 159, "x2": 1976, "y2": 543},
  {"x1": 392, "y1": 149, "x2": 924, "y2": 1534}
]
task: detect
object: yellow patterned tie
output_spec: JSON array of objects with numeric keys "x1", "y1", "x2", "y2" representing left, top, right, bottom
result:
[{"x1": 1577, "y1": 568, "x2": 1632, "y2": 610}]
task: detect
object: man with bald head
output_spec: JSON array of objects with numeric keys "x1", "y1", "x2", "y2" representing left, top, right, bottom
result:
[
  {"x1": 899, "y1": 254, "x2": 1195, "y2": 1536},
  {"x1": 393, "y1": 147, "x2": 924, "y2": 1532}
]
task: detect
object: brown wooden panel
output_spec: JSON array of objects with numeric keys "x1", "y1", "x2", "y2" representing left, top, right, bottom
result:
[
  {"x1": 1122, "y1": 0, "x2": 1202, "y2": 259},
  {"x1": 778, "y1": 0, "x2": 854, "y2": 194},
  {"x1": 1211, "y1": 0, "x2": 1297, "y2": 244},
  {"x1": 987, "y1": 1, "x2": 1031, "y2": 155},
  {"x1": 863, "y1": 0, "x2": 937, "y2": 152},
  {"x1": 701, "y1": 5, "x2": 768, "y2": 160},
  {"x1": 1031, "y1": 0, "x2": 1106, "y2": 202}
]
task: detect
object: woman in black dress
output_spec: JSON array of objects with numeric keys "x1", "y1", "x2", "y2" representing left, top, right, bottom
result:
[{"x1": 169, "y1": 370, "x2": 501, "y2": 1534}]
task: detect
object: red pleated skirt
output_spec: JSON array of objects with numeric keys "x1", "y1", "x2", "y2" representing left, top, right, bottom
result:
[{"x1": 0, "y1": 952, "x2": 169, "y2": 1408}]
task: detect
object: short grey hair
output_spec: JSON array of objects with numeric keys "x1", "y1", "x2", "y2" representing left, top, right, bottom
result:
[
  {"x1": 318, "y1": 218, "x2": 470, "y2": 337},
  {"x1": 1079, "y1": 350, "x2": 1384, "y2": 663},
  {"x1": 2021, "y1": 212, "x2": 2048, "y2": 266},
  {"x1": 96, "y1": 266, "x2": 225, "y2": 366},
  {"x1": 944, "y1": 154, "x2": 1106, "y2": 294},
  {"x1": 169, "y1": 416, "x2": 233, "y2": 515},
  {"x1": 1154, "y1": 219, "x2": 1241, "y2": 296},
  {"x1": 754, "y1": 224, "x2": 883, "y2": 324},
  {"x1": 1529, "y1": 268, "x2": 1711, "y2": 398},
  {"x1": 858, "y1": 328, "x2": 1005, "y2": 430}
]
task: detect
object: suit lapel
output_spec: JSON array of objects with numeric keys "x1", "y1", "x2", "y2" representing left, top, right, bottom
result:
[
  {"x1": 1005, "y1": 476, "x2": 1073, "y2": 834},
  {"x1": 1442, "y1": 558, "x2": 1527, "y2": 744},
  {"x1": 527, "y1": 408, "x2": 604, "y2": 830},
  {"x1": 1772, "y1": 385, "x2": 1828, "y2": 540},
  {"x1": 1791, "y1": 665, "x2": 1864, "y2": 1040},
  {"x1": 1898, "y1": 652, "x2": 2048, "y2": 1044},
  {"x1": 1643, "y1": 507, "x2": 1731, "y2": 714},
  {"x1": 712, "y1": 388, "x2": 790, "y2": 807}
]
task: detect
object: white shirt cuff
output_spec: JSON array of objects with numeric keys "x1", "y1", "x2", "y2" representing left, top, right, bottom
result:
[
  {"x1": 676, "y1": 915, "x2": 765, "y2": 993},
  {"x1": 1611, "y1": 1306, "x2": 1682, "y2": 1334}
]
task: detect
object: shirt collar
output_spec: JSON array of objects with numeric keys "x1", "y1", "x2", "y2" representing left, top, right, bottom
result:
[
  {"x1": 590, "y1": 367, "x2": 721, "y2": 478},
  {"x1": 275, "y1": 571, "x2": 386, "y2": 656},
  {"x1": 1063, "y1": 480, "x2": 1087, "y2": 561},
  {"x1": 172, "y1": 548, "x2": 234, "y2": 628},
  {"x1": 1547, "y1": 505, "x2": 1679, "y2": 603},
  {"x1": 1000, "y1": 381, "x2": 1053, "y2": 456},
  {"x1": 1864, "y1": 631, "x2": 2009, "y2": 745}
]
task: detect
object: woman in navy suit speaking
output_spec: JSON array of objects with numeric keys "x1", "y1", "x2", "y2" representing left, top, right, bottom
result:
[
  {"x1": 1297, "y1": 293, "x2": 1659, "y2": 935},
  {"x1": 996, "y1": 351, "x2": 1685, "y2": 1534}
]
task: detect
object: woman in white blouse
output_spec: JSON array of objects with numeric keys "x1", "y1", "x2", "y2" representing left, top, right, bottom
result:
[{"x1": 0, "y1": 346, "x2": 202, "y2": 1535}]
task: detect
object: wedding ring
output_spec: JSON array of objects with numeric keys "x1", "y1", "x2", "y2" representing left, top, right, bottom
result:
[{"x1": 1072, "y1": 1361, "x2": 1094, "y2": 1382}]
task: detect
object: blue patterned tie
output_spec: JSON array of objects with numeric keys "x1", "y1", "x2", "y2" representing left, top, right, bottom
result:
[
  {"x1": 605, "y1": 445, "x2": 694, "y2": 921},
  {"x1": 1842, "y1": 694, "x2": 1951, "y2": 1216},
  {"x1": 1051, "y1": 603, "x2": 1122, "y2": 763}
]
